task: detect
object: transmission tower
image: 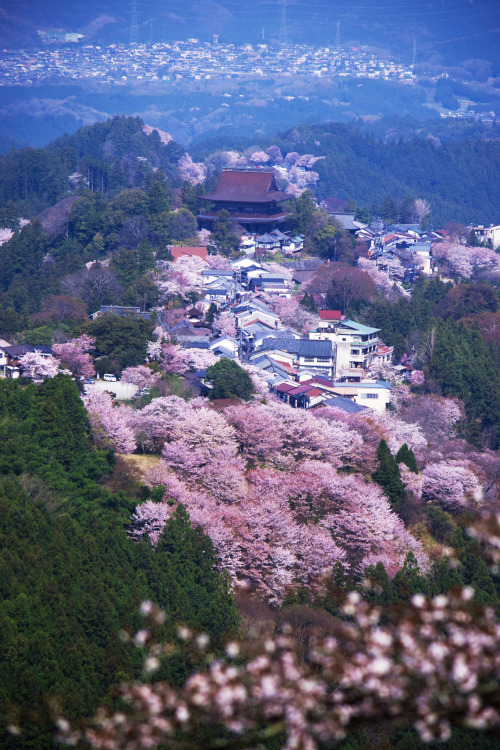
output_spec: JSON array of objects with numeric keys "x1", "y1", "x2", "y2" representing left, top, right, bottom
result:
[
  {"x1": 335, "y1": 20, "x2": 340, "y2": 49},
  {"x1": 279, "y1": 0, "x2": 288, "y2": 48},
  {"x1": 130, "y1": 0, "x2": 138, "y2": 45}
]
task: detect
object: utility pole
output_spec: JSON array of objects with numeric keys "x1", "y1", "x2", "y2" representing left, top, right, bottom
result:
[
  {"x1": 412, "y1": 38, "x2": 417, "y2": 68},
  {"x1": 279, "y1": 0, "x2": 288, "y2": 49},
  {"x1": 130, "y1": 0, "x2": 138, "y2": 45}
]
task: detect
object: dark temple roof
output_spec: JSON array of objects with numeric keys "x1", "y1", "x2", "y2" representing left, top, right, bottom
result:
[{"x1": 201, "y1": 169, "x2": 290, "y2": 204}]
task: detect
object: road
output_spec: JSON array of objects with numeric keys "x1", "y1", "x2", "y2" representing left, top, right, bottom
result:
[{"x1": 85, "y1": 379, "x2": 139, "y2": 400}]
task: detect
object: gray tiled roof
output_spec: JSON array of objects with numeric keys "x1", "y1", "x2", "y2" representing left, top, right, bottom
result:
[
  {"x1": 297, "y1": 340, "x2": 333, "y2": 358},
  {"x1": 322, "y1": 396, "x2": 367, "y2": 414}
]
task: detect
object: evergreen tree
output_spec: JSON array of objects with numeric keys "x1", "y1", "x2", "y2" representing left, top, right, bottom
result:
[
  {"x1": 211, "y1": 210, "x2": 240, "y2": 256},
  {"x1": 372, "y1": 439, "x2": 406, "y2": 512},
  {"x1": 299, "y1": 291, "x2": 318, "y2": 313},
  {"x1": 395, "y1": 443, "x2": 418, "y2": 473},
  {"x1": 468, "y1": 229, "x2": 480, "y2": 247},
  {"x1": 206, "y1": 359, "x2": 254, "y2": 400},
  {"x1": 380, "y1": 195, "x2": 398, "y2": 223},
  {"x1": 205, "y1": 302, "x2": 218, "y2": 326}
]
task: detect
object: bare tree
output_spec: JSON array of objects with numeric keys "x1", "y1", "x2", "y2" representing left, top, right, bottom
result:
[{"x1": 62, "y1": 265, "x2": 123, "y2": 310}]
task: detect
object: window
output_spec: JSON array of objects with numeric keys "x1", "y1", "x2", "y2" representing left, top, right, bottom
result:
[
  {"x1": 353, "y1": 336, "x2": 360, "y2": 341},
  {"x1": 351, "y1": 349, "x2": 360, "y2": 355},
  {"x1": 304, "y1": 356, "x2": 314, "y2": 362},
  {"x1": 317, "y1": 357, "x2": 330, "y2": 362},
  {"x1": 361, "y1": 392, "x2": 379, "y2": 399}
]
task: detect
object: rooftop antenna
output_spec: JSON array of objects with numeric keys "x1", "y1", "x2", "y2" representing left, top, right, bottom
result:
[
  {"x1": 279, "y1": 0, "x2": 288, "y2": 48},
  {"x1": 130, "y1": 0, "x2": 138, "y2": 44},
  {"x1": 335, "y1": 20, "x2": 340, "y2": 49}
]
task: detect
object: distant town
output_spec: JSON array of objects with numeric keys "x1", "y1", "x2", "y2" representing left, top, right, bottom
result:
[{"x1": 0, "y1": 39, "x2": 416, "y2": 87}]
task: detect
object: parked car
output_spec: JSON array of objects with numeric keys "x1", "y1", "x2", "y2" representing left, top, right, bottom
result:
[
  {"x1": 83, "y1": 378, "x2": 95, "y2": 384},
  {"x1": 103, "y1": 373, "x2": 118, "y2": 382}
]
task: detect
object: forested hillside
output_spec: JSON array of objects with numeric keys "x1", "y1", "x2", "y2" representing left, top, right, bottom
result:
[
  {"x1": 1, "y1": 115, "x2": 500, "y2": 750},
  {"x1": 194, "y1": 120, "x2": 500, "y2": 226},
  {"x1": 0, "y1": 376, "x2": 238, "y2": 750}
]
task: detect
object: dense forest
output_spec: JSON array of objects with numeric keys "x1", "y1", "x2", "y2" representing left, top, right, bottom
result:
[{"x1": 0, "y1": 376, "x2": 238, "y2": 750}]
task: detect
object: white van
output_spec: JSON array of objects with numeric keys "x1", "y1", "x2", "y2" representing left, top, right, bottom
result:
[{"x1": 103, "y1": 373, "x2": 117, "y2": 382}]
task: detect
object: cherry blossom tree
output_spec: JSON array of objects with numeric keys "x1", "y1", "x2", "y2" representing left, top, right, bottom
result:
[
  {"x1": 266, "y1": 145, "x2": 283, "y2": 163},
  {"x1": 239, "y1": 363, "x2": 272, "y2": 399},
  {"x1": 121, "y1": 365, "x2": 161, "y2": 390},
  {"x1": 422, "y1": 461, "x2": 483, "y2": 511},
  {"x1": 358, "y1": 257, "x2": 408, "y2": 297},
  {"x1": 83, "y1": 389, "x2": 136, "y2": 454},
  {"x1": 128, "y1": 396, "x2": 189, "y2": 453},
  {"x1": 128, "y1": 501, "x2": 172, "y2": 546},
  {"x1": 197, "y1": 228, "x2": 212, "y2": 246},
  {"x1": 248, "y1": 150, "x2": 270, "y2": 164},
  {"x1": 433, "y1": 241, "x2": 500, "y2": 280},
  {"x1": 398, "y1": 395, "x2": 463, "y2": 445},
  {"x1": 410, "y1": 369, "x2": 425, "y2": 387},
  {"x1": 52, "y1": 335, "x2": 95, "y2": 378},
  {"x1": 370, "y1": 410, "x2": 428, "y2": 455},
  {"x1": 206, "y1": 253, "x2": 232, "y2": 270},
  {"x1": 159, "y1": 342, "x2": 190, "y2": 375},
  {"x1": 184, "y1": 348, "x2": 219, "y2": 371},
  {"x1": 18, "y1": 352, "x2": 60, "y2": 382},
  {"x1": 155, "y1": 256, "x2": 206, "y2": 301},
  {"x1": 214, "y1": 311, "x2": 237, "y2": 338},
  {"x1": 177, "y1": 154, "x2": 206, "y2": 185},
  {"x1": 270, "y1": 296, "x2": 317, "y2": 333}
]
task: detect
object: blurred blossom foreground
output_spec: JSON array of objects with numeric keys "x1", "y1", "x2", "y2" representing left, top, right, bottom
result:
[{"x1": 56, "y1": 514, "x2": 500, "y2": 750}]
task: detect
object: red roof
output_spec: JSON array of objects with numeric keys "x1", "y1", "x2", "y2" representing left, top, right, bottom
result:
[
  {"x1": 305, "y1": 387, "x2": 323, "y2": 398},
  {"x1": 170, "y1": 246, "x2": 208, "y2": 262},
  {"x1": 201, "y1": 170, "x2": 290, "y2": 204},
  {"x1": 276, "y1": 383, "x2": 296, "y2": 393},
  {"x1": 319, "y1": 310, "x2": 342, "y2": 321},
  {"x1": 287, "y1": 384, "x2": 313, "y2": 396}
]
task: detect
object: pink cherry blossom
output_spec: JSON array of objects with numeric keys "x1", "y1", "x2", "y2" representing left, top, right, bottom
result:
[
  {"x1": 122, "y1": 365, "x2": 161, "y2": 390},
  {"x1": 83, "y1": 389, "x2": 136, "y2": 454},
  {"x1": 422, "y1": 461, "x2": 483, "y2": 510},
  {"x1": 18, "y1": 351, "x2": 60, "y2": 382},
  {"x1": 53, "y1": 335, "x2": 95, "y2": 378}
]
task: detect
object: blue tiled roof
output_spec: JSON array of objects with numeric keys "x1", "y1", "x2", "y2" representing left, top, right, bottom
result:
[{"x1": 323, "y1": 396, "x2": 367, "y2": 414}]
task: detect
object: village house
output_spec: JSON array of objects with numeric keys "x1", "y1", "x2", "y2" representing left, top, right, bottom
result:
[
  {"x1": 269, "y1": 370, "x2": 391, "y2": 413},
  {"x1": 0, "y1": 343, "x2": 54, "y2": 378},
  {"x1": 470, "y1": 224, "x2": 500, "y2": 248}
]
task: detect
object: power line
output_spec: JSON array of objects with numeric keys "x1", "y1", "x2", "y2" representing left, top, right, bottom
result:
[
  {"x1": 129, "y1": 0, "x2": 138, "y2": 45},
  {"x1": 279, "y1": 0, "x2": 288, "y2": 48}
]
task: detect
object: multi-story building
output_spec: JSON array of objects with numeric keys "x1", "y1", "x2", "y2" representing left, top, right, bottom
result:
[
  {"x1": 471, "y1": 224, "x2": 500, "y2": 248},
  {"x1": 309, "y1": 316, "x2": 380, "y2": 379}
]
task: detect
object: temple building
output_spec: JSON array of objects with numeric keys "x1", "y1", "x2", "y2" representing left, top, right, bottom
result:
[{"x1": 197, "y1": 168, "x2": 292, "y2": 231}]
